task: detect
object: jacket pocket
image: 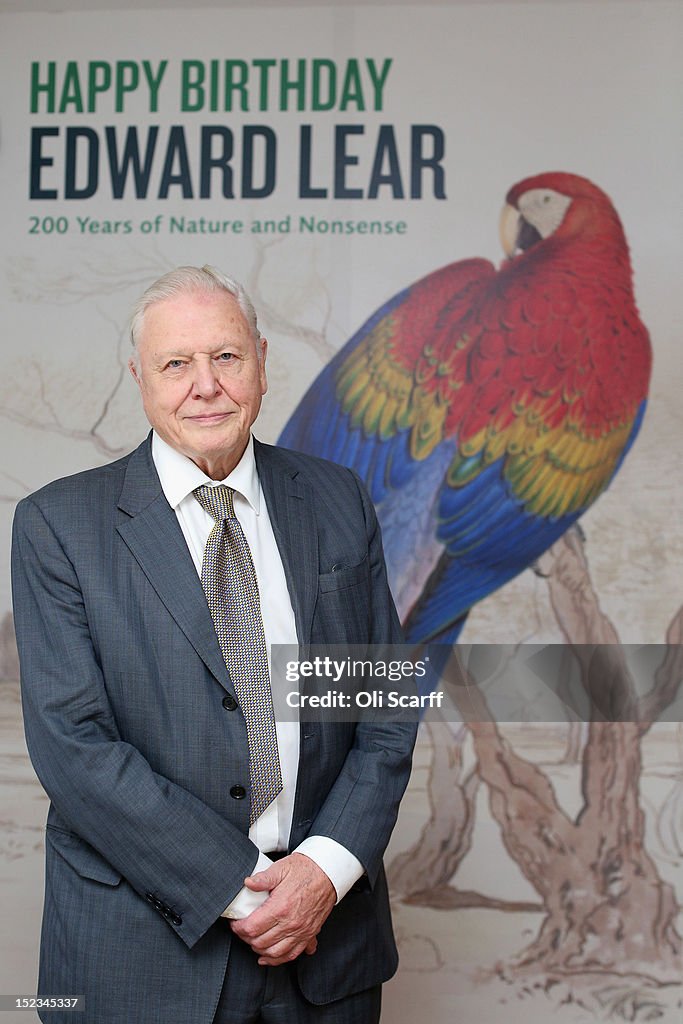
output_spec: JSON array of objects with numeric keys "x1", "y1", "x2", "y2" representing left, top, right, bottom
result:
[
  {"x1": 318, "y1": 555, "x2": 369, "y2": 593},
  {"x1": 46, "y1": 826, "x2": 122, "y2": 886}
]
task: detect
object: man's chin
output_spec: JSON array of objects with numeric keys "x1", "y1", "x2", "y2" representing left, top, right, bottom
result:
[{"x1": 180, "y1": 434, "x2": 250, "y2": 479}]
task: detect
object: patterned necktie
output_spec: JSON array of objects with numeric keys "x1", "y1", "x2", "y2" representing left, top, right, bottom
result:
[{"x1": 194, "y1": 484, "x2": 282, "y2": 824}]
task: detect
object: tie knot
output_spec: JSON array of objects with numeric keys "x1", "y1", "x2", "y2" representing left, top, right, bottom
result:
[{"x1": 194, "y1": 484, "x2": 236, "y2": 522}]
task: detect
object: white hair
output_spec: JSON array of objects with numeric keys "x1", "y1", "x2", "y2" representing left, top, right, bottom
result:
[{"x1": 129, "y1": 265, "x2": 261, "y2": 366}]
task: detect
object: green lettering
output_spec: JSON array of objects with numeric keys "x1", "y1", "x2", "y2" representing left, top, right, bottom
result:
[
  {"x1": 312, "y1": 59, "x2": 336, "y2": 112},
  {"x1": 31, "y1": 61, "x2": 56, "y2": 114},
  {"x1": 339, "y1": 60, "x2": 364, "y2": 111},
  {"x1": 225, "y1": 60, "x2": 249, "y2": 112},
  {"x1": 142, "y1": 60, "x2": 168, "y2": 113},
  {"x1": 181, "y1": 60, "x2": 205, "y2": 112},
  {"x1": 279, "y1": 58, "x2": 305, "y2": 111},
  {"x1": 366, "y1": 58, "x2": 392, "y2": 110},
  {"x1": 87, "y1": 62, "x2": 111, "y2": 113},
  {"x1": 59, "y1": 62, "x2": 84, "y2": 114},
  {"x1": 252, "y1": 59, "x2": 276, "y2": 111},
  {"x1": 115, "y1": 61, "x2": 139, "y2": 113}
]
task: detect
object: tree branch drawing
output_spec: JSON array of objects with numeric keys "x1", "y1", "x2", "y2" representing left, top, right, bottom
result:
[
  {"x1": 0, "y1": 318, "x2": 130, "y2": 461},
  {"x1": 389, "y1": 528, "x2": 682, "y2": 985},
  {"x1": 246, "y1": 237, "x2": 338, "y2": 362},
  {"x1": 1, "y1": 251, "x2": 172, "y2": 468}
]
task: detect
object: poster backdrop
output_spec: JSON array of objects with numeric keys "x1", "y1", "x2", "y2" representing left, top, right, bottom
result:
[{"x1": 1, "y1": 3, "x2": 682, "y2": 1022}]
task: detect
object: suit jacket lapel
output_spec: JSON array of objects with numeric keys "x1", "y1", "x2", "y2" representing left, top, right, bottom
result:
[
  {"x1": 254, "y1": 439, "x2": 318, "y2": 645},
  {"x1": 115, "y1": 436, "x2": 234, "y2": 693}
]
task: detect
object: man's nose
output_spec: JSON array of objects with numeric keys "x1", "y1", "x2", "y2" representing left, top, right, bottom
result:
[{"x1": 191, "y1": 360, "x2": 221, "y2": 398}]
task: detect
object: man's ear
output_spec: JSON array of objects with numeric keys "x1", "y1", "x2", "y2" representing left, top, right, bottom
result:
[
  {"x1": 258, "y1": 337, "x2": 268, "y2": 395},
  {"x1": 128, "y1": 357, "x2": 142, "y2": 389}
]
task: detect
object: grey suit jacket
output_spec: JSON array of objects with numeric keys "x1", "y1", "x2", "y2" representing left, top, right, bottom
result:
[{"x1": 11, "y1": 435, "x2": 416, "y2": 1024}]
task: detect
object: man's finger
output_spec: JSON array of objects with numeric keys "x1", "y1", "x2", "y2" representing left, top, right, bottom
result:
[
  {"x1": 243, "y1": 865, "x2": 283, "y2": 892},
  {"x1": 230, "y1": 916, "x2": 275, "y2": 944},
  {"x1": 255, "y1": 938, "x2": 307, "y2": 966},
  {"x1": 232, "y1": 920, "x2": 285, "y2": 950}
]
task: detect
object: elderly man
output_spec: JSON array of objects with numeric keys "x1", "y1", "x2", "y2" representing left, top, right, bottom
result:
[{"x1": 11, "y1": 266, "x2": 416, "y2": 1024}]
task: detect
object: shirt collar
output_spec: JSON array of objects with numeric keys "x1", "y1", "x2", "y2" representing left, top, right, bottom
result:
[{"x1": 151, "y1": 432, "x2": 261, "y2": 514}]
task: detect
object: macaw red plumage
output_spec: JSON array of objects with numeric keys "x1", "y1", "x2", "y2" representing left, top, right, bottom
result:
[{"x1": 280, "y1": 172, "x2": 652, "y2": 644}]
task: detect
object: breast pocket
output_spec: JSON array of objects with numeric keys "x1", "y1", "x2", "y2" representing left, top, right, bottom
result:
[
  {"x1": 314, "y1": 556, "x2": 372, "y2": 643},
  {"x1": 318, "y1": 555, "x2": 369, "y2": 594}
]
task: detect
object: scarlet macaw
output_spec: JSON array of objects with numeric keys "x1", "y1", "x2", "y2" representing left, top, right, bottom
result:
[{"x1": 279, "y1": 172, "x2": 652, "y2": 644}]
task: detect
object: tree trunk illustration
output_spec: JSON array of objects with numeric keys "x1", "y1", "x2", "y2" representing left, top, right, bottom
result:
[
  {"x1": 391, "y1": 527, "x2": 682, "y2": 983},
  {"x1": 561, "y1": 721, "x2": 586, "y2": 764},
  {"x1": 387, "y1": 720, "x2": 542, "y2": 912},
  {"x1": 466, "y1": 530, "x2": 683, "y2": 980},
  {"x1": 387, "y1": 722, "x2": 480, "y2": 903},
  {"x1": 468, "y1": 716, "x2": 680, "y2": 981}
]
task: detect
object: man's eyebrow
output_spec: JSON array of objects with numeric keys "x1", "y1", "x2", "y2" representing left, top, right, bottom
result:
[{"x1": 152, "y1": 341, "x2": 243, "y2": 359}]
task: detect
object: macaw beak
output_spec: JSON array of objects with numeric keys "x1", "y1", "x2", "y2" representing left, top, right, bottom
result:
[{"x1": 499, "y1": 203, "x2": 521, "y2": 259}]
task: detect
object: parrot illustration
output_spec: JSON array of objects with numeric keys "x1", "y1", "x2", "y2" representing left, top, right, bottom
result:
[{"x1": 279, "y1": 172, "x2": 652, "y2": 645}]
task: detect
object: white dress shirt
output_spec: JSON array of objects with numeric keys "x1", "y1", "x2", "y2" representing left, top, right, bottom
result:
[{"x1": 151, "y1": 432, "x2": 363, "y2": 918}]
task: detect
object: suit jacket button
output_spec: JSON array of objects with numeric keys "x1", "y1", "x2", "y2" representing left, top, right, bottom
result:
[
  {"x1": 222, "y1": 695, "x2": 238, "y2": 711},
  {"x1": 230, "y1": 785, "x2": 246, "y2": 800},
  {"x1": 170, "y1": 913, "x2": 182, "y2": 926}
]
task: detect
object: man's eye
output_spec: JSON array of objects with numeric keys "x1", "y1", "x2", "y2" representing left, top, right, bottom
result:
[
  {"x1": 166, "y1": 359, "x2": 184, "y2": 369},
  {"x1": 217, "y1": 352, "x2": 234, "y2": 361}
]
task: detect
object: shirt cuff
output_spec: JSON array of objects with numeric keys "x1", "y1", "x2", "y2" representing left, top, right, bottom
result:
[
  {"x1": 221, "y1": 851, "x2": 273, "y2": 920},
  {"x1": 294, "y1": 836, "x2": 365, "y2": 903}
]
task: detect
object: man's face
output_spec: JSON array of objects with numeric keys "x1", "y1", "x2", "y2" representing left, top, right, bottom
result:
[{"x1": 129, "y1": 289, "x2": 267, "y2": 479}]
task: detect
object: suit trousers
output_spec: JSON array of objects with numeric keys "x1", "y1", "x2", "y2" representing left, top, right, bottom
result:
[{"x1": 214, "y1": 930, "x2": 381, "y2": 1024}]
